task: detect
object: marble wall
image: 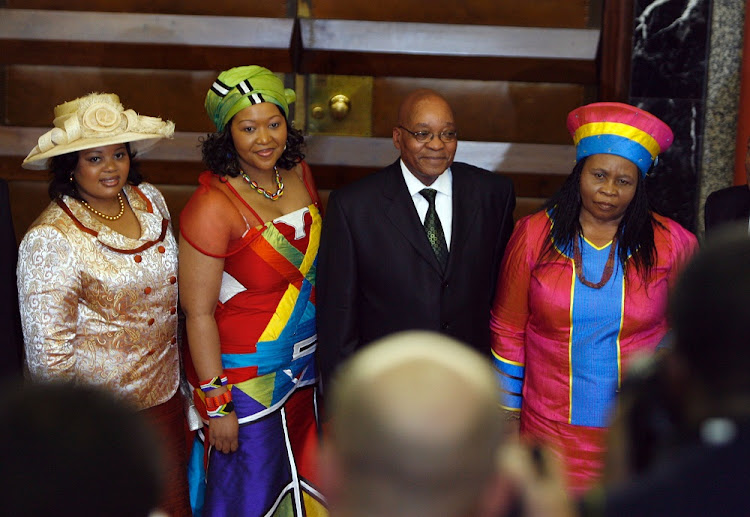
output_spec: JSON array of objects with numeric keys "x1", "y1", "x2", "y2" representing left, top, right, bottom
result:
[
  {"x1": 700, "y1": 0, "x2": 745, "y2": 233},
  {"x1": 630, "y1": 0, "x2": 712, "y2": 233}
]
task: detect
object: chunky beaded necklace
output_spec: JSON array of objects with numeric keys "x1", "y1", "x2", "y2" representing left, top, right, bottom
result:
[
  {"x1": 239, "y1": 166, "x2": 284, "y2": 201},
  {"x1": 80, "y1": 192, "x2": 125, "y2": 221},
  {"x1": 572, "y1": 235, "x2": 617, "y2": 289}
]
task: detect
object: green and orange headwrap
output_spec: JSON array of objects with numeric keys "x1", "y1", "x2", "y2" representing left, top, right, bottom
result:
[{"x1": 205, "y1": 65, "x2": 296, "y2": 132}]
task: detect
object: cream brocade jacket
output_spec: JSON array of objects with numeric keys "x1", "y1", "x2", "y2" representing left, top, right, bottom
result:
[{"x1": 17, "y1": 183, "x2": 179, "y2": 410}]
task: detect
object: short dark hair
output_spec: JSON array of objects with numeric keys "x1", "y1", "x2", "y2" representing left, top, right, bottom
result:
[
  {"x1": 0, "y1": 381, "x2": 164, "y2": 517},
  {"x1": 201, "y1": 105, "x2": 305, "y2": 177},
  {"x1": 48, "y1": 143, "x2": 142, "y2": 201},
  {"x1": 669, "y1": 228, "x2": 750, "y2": 396}
]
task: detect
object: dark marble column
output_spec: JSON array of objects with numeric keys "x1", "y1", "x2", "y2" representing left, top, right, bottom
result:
[{"x1": 629, "y1": 0, "x2": 711, "y2": 233}]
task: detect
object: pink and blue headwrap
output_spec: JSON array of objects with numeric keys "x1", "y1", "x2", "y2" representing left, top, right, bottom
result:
[{"x1": 567, "y1": 102, "x2": 673, "y2": 176}]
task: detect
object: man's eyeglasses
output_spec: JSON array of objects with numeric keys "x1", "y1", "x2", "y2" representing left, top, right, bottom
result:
[{"x1": 398, "y1": 125, "x2": 458, "y2": 144}]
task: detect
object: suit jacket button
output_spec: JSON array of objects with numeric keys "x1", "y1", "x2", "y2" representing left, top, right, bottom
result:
[
  {"x1": 442, "y1": 281, "x2": 449, "y2": 289},
  {"x1": 441, "y1": 322, "x2": 449, "y2": 330}
]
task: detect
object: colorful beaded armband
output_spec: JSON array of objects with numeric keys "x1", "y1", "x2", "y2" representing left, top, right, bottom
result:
[
  {"x1": 207, "y1": 400, "x2": 235, "y2": 418},
  {"x1": 205, "y1": 390, "x2": 232, "y2": 411},
  {"x1": 199, "y1": 375, "x2": 228, "y2": 393}
]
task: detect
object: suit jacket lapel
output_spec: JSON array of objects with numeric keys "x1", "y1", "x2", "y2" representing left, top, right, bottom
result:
[
  {"x1": 447, "y1": 164, "x2": 479, "y2": 272},
  {"x1": 383, "y1": 161, "x2": 444, "y2": 274}
]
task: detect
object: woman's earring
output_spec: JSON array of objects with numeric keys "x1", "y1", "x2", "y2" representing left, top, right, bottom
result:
[{"x1": 69, "y1": 172, "x2": 74, "y2": 183}]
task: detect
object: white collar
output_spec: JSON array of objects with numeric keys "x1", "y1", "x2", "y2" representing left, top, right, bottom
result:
[{"x1": 399, "y1": 159, "x2": 453, "y2": 198}]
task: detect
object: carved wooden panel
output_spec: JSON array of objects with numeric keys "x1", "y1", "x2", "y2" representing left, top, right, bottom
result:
[
  {"x1": 306, "y1": 0, "x2": 591, "y2": 28},
  {"x1": 0, "y1": 10, "x2": 295, "y2": 71},
  {"x1": 298, "y1": 19, "x2": 599, "y2": 83},
  {"x1": 6, "y1": 0, "x2": 290, "y2": 16},
  {"x1": 371, "y1": 78, "x2": 586, "y2": 144},
  {"x1": 6, "y1": 66, "x2": 220, "y2": 132}
]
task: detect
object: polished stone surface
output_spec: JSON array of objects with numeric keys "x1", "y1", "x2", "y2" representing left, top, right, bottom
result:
[
  {"x1": 636, "y1": 97, "x2": 704, "y2": 227},
  {"x1": 700, "y1": 0, "x2": 745, "y2": 235},
  {"x1": 630, "y1": 0, "x2": 711, "y2": 232},
  {"x1": 632, "y1": 0, "x2": 710, "y2": 100}
]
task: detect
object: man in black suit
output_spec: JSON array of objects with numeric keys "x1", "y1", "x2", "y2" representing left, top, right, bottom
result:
[
  {"x1": 316, "y1": 89, "x2": 515, "y2": 384},
  {"x1": 0, "y1": 179, "x2": 23, "y2": 380},
  {"x1": 705, "y1": 184, "x2": 750, "y2": 234},
  {"x1": 704, "y1": 138, "x2": 750, "y2": 234}
]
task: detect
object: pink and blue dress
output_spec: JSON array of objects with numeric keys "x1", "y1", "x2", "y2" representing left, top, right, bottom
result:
[{"x1": 491, "y1": 210, "x2": 697, "y2": 492}]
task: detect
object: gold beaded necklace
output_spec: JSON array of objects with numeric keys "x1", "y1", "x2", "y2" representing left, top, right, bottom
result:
[{"x1": 79, "y1": 192, "x2": 125, "y2": 221}]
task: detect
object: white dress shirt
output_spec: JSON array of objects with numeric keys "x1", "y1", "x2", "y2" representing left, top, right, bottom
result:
[{"x1": 400, "y1": 160, "x2": 453, "y2": 248}]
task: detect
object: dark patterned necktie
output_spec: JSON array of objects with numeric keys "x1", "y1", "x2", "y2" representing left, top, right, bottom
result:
[{"x1": 420, "y1": 188, "x2": 449, "y2": 270}]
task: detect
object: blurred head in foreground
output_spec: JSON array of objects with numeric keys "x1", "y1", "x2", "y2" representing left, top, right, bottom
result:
[
  {"x1": 322, "y1": 331, "x2": 507, "y2": 517},
  {"x1": 0, "y1": 381, "x2": 164, "y2": 517},
  {"x1": 668, "y1": 227, "x2": 750, "y2": 418}
]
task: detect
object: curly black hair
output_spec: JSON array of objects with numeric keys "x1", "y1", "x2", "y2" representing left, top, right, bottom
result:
[
  {"x1": 540, "y1": 156, "x2": 663, "y2": 280},
  {"x1": 201, "y1": 106, "x2": 305, "y2": 177},
  {"x1": 48, "y1": 143, "x2": 142, "y2": 201}
]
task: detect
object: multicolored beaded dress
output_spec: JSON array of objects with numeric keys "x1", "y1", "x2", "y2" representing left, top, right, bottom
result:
[{"x1": 180, "y1": 162, "x2": 327, "y2": 517}]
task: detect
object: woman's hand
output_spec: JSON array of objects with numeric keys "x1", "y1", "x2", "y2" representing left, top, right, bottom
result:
[{"x1": 209, "y1": 411, "x2": 239, "y2": 454}]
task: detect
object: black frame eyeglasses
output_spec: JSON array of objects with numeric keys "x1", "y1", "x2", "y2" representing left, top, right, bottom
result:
[{"x1": 398, "y1": 125, "x2": 458, "y2": 143}]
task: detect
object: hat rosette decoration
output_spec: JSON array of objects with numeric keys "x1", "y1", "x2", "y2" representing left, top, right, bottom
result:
[{"x1": 23, "y1": 93, "x2": 174, "y2": 170}]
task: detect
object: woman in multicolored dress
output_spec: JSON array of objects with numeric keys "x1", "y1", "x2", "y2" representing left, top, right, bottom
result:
[
  {"x1": 17, "y1": 92, "x2": 190, "y2": 515},
  {"x1": 490, "y1": 102, "x2": 698, "y2": 494},
  {"x1": 180, "y1": 66, "x2": 327, "y2": 517}
]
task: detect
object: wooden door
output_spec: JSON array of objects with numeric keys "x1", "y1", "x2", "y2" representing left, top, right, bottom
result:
[{"x1": 0, "y1": 0, "x2": 619, "y2": 240}]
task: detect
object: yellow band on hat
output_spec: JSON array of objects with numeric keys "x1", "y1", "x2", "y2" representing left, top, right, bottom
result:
[{"x1": 573, "y1": 121, "x2": 662, "y2": 160}]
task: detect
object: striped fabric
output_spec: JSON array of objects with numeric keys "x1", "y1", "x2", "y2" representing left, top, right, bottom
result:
[{"x1": 566, "y1": 102, "x2": 673, "y2": 175}]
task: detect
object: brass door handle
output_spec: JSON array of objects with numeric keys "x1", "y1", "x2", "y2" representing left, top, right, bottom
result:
[{"x1": 328, "y1": 94, "x2": 351, "y2": 120}]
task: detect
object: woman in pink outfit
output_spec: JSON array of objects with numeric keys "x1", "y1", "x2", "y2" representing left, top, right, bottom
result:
[{"x1": 490, "y1": 102, "x2": 697, "y2": 493}]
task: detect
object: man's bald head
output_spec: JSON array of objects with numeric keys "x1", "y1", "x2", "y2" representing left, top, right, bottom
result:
[
  {"x1": 396, "y1": 89, "x2": 452, "y2": 126},
  {"x1": 325, "y1": 331, "x2": 504, "y2": 517}
]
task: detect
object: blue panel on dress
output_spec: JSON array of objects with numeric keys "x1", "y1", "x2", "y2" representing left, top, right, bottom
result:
[
  {"x1": 569, "y1": 237, "x2": 623, "y2": 427},
  {"x1": 493, "y1": 356, "x2": 524, "y2": 410}
]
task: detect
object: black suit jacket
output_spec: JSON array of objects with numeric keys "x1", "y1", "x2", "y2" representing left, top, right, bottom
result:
[
  {"x1": 0, "y1": 179, "x2": 23, "y2": 379},
  {"x1": 704, "y1": 185, "x2": 750, "y2": 235},
  {"x1": 316, "y1": 160, "x2": 515, "y2": 383},
  {"x1": 596, "y1": 419, "x2": 750, "y2": 517}
]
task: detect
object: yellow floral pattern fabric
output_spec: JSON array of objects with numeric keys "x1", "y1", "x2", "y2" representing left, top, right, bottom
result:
[{"x1": 17, "y1": 183, "x2": 179, "y2": 410}]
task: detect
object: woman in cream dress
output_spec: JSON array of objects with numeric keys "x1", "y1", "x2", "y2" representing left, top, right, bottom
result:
[{"x1": 17, "y1": 93, "x2": 191, "y2": 516}]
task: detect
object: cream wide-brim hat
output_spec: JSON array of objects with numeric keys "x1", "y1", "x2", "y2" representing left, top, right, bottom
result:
[{"x1": 22, "y1": 93, "x2": 175, "y2": 170}]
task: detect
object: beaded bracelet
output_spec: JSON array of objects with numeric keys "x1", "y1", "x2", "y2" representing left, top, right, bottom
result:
[
  {"x1": 199, "y1": 375, "x2": 228, "y2": 393},
  {"x1": 205, "y1": 390, "x2": 233, "y2": 412},
  {"x1": 207, "y1": 400, "x2": 235, "y2": 419}
]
